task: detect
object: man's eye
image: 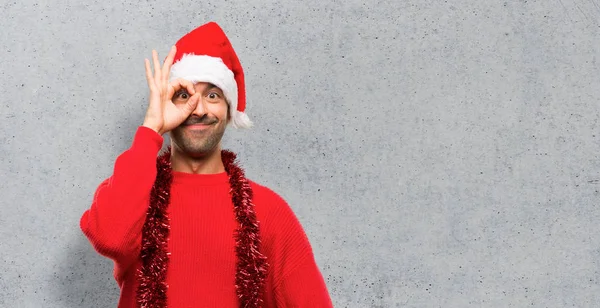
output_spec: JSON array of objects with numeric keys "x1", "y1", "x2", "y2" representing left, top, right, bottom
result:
[
  {"x1": 176, "y1": 91, "x2": 189, "y2": 99},
  {"x1": 208, "y1": 92, "x2": 219, "y2": 99}
]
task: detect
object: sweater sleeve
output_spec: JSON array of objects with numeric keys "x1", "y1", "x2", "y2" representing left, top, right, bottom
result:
[
  {"x1": 79, "y1": 126, "x2": 163, "y2": 277},
  {"x1": 260, "y1": 188, "x2": 334, "y2": 307},
  {"x1": 274, "y1": 256, "x2": 333, "y2": 308}
]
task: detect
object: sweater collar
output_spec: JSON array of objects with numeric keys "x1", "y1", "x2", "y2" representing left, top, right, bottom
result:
[{"x1": 171, "y1": 170, "x2": 230, "y2": 186}]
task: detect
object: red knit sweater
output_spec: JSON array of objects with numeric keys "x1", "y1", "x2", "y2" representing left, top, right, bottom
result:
[{"x1": 80, "y1": 126, "x2": 333, "y2": 307}]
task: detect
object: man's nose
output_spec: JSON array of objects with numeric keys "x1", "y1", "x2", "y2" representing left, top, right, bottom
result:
[{"x1": 191, "y1": 95, "x2": 208, "y2": 116}]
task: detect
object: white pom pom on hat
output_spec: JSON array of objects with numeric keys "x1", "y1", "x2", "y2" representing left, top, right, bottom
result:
[{"x1": 169, "y1": 22, "x2": 252, "y2": 129}]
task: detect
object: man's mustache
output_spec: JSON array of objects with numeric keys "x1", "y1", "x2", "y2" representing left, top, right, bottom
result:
[{"x1": 183, "y1": 115, "x2": 218, "y2": 126}]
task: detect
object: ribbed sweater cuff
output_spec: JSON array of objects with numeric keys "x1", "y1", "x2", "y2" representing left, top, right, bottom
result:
[{"x1": 132, "y1": 125, "x2": 164, "y2": 153}]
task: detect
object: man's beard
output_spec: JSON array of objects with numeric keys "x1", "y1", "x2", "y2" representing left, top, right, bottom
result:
[{"x1": 169, "y1": 114, "x2": 226, "y2": 157}]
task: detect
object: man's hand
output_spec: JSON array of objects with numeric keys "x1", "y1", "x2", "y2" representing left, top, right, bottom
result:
[{"x1": 142, "y1": 46, "x2": 200, "y2": 135}]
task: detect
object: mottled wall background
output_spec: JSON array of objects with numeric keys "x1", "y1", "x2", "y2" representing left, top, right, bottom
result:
[{"x1": 1, "y1": 0, "x2": 599, "y2": 307}]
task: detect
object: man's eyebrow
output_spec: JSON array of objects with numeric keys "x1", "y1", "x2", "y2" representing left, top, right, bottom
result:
[{"x1": 206, "y1": 83, "x2": 221, "y2": 91}]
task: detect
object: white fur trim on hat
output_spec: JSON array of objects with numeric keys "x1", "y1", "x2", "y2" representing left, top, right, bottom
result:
[
  {"x1": 232, "y1": 110, "x2": 253, "y2": 129},
  {"x1": 169, "y1": 54, "x2": 252, "y2": 129}
]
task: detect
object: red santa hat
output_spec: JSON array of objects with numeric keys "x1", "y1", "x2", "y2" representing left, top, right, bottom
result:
[{"x1": 169, "y1": 22, "x2": 252, "y2": 129}]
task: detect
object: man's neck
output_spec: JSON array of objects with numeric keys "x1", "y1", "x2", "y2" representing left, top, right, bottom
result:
[{"x1": 170, "y1": 146, "x2": 225, "y2": 174}]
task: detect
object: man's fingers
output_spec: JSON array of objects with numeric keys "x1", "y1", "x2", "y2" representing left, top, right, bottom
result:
[
  {"x1": 166, "y1": 83, "x2": 175, "y2": 101},
  {"x1": 161, "y1": 45, "x2": 177, "y2": 83},
  {"x1": 169, "y1": 78, "x2": 183, "y2": 93},
  {"x1": 144, "y1": 59, "x2": 155, "y2": 90},
  {"x1": 169, "y1": 78, "x2": 196, "y2": 95},
  {"x1": 152, "y1": 50, "x2": 161, "y2": 83},
  {"x1": 182, "y1": 93, "x2": 200, "y2": 113},
  {"x1": 182, "y1": 79, "x2": 196, "y2": 95}
]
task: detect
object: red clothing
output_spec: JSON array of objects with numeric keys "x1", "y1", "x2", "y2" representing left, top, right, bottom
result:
[{"x1": 80, "y1": 126, "x2": 333, "y2": 307}]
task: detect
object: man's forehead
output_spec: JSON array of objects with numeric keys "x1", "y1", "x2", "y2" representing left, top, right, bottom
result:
[{"x1": 192, "y1": 81, "x2": 220, "y2": 90}]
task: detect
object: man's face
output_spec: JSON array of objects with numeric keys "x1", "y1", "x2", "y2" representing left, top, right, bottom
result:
[{"x1": 169, "y1": 82, "x2": 230, "y2": 157}]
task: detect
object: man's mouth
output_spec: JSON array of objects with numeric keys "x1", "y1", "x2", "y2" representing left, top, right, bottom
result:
[{"x1": 185, "y1": 122, "x2": 216, "y2": 131}]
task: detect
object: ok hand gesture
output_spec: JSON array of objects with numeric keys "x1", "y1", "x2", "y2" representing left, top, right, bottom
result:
[{"x1": 142, "y1": 46, "x2": 200, "y2": 135}]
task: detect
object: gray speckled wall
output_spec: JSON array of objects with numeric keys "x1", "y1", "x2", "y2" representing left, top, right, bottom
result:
[{"x1": 1, "y1": 0, "x2": 599, "y2": 307}]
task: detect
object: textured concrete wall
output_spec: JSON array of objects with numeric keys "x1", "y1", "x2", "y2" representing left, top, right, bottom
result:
[{"x1": 1, "y1": 0, "x2": 599, "y2": 307}]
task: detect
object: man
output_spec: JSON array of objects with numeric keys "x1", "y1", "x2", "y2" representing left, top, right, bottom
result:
[{"x1": 80, "y1": 22, "x2": 333, "y2": 308}]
